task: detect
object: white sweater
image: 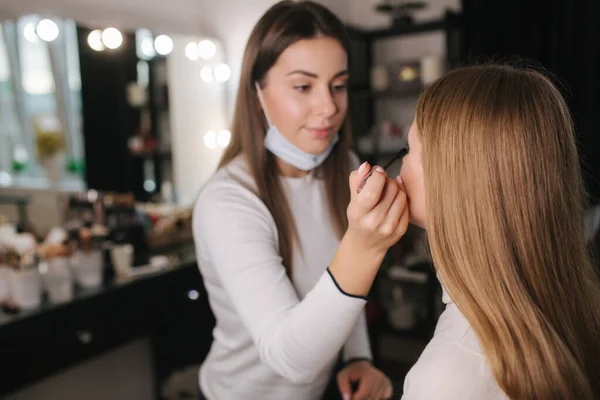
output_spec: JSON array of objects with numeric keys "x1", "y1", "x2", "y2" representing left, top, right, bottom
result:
[
  {"x1": 192, "y1": 155, "x2": 371, "y2": 400},
  {"x1": 402, "y1": 289, "x2": 508, "y2": 399}
]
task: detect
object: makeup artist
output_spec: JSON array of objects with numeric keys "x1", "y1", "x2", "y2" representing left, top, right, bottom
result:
[{"x1": 192, "y1": 2, "x2": 408, "y2": 400}]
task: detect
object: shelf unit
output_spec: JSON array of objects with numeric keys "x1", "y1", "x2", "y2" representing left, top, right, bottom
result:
[
  {"x1": 343, "y1": 11, "x2": 463, "y2": 365},
  {"x1": 345, "y1": 10, "x2": 463, "y2": 165}
]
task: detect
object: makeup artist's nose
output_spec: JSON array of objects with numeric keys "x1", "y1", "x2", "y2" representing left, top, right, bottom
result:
[{"x1": 315, "y1": 88, "x2": 337, "y2": 117}]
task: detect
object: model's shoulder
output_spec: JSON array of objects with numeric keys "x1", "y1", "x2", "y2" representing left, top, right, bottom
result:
[{"x1": 402, "y1": 341, "x2": 505, "y2": 399}]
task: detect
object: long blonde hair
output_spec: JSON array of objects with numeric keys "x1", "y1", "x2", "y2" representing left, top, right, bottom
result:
[
  {"x1": 218, "y1": 1, "x2": 352, "y2": 277},
  {"x1": 418, "y1": 64, "x2": 600, "y2": 399}
]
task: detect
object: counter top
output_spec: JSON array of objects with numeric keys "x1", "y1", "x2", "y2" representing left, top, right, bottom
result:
[
  {"x1": 0, "y1": 245, "x2": 215, "y2": 398},
  {"x1": 0, "y1": 247, "x2": 197, "y2": 329}
]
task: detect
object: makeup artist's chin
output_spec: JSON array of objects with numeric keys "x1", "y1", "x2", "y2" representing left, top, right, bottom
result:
[{"x1": 301, "y1": 131, "x2": 335, "y2": 153}]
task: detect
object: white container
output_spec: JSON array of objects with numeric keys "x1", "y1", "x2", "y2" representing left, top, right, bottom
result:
[
  {"x1": 0, "y1": 265, "x2": 11, "y2": 303},
  {"x1": 9, "y1": 268, "x2": 42, "y2": 309},
  {"x1": 40, "y1": 257, "x2": 73, "y2": 303},
  {"x1": 71, "y1": 250, "x2": 103, "y2": 288},
  {"x1": 111, "y1": 244, "x2": 133, "y2": 277},
  {"x1": 420, "y1": 55, "x2": 445, "y2": 86}
]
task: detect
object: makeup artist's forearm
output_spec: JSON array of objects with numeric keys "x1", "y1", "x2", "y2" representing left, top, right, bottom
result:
[{"x1": 328, "y1": 233, "x2": 386, "y2": 297}]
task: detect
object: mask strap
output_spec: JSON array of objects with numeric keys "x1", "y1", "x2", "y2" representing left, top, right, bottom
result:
[{"x1": 254, "y1": 81, "x2": 273, "y2": 127}]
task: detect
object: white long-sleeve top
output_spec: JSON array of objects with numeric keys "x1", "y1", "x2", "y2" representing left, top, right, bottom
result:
[
  {"x1": 192, "y1": 155, "x2": 372, "y2": 400},
  {"x1": 402, "y1": 289, "x2": 508, "y2": 399}
]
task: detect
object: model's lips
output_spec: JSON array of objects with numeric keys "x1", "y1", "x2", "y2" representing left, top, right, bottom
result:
[{"x1": 306, "y1": 127, "x2": 333, "y2": 139}]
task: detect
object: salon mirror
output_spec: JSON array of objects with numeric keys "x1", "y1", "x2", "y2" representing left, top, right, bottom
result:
[{"x1": 0, "y1": 9, "x2": 229, "y2": 206}]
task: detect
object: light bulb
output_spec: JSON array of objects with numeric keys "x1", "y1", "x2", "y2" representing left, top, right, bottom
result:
[
  {"x1": 185, "y1": 42, "x2": 199, "y2": 60},
  {"x1": 197, "y1": 39, "x2": 216, "y2": 60},
  {"x1": 144, "y1": 180, "x2": 156, "y2": 192},
  {"x1": 214, "y1": 63, "x2": 231, "y2": 82},
  {"x1": 87, "y1": 29, "x2": 105, "y2": 51},
  {"x1": 24, "y1": 22, "x2": 39, "y2": 43},
  {"x1": 154, "y1": 35, "x2": 173, "y2": 56},
  {"x1": 101, "y1": 27, "x2": 123, "y2": 50},
  {"x1": 217, "y1": 130, "x2": 231, "y2": 148},
  {"x1": 200, "y1": 66, "x2": 214, "y2": 83},
  {"x1": 36, "y1": 19, "x2": 59, "y2": 42},
  {"x1": 140, "y1": 37, "x2": 155, "y2": 58},
  {"x1": 203, "y1": 131, "x2": 217, "y2": 149}
]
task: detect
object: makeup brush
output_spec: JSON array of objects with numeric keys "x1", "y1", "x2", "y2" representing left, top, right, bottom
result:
[{"x1": 356, "y1": 147, "x2": 408, "y2": 194}]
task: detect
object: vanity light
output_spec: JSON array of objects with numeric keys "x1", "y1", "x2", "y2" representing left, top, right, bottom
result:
[
  {"x1": 217, "y1": 130, "x2": 231, "y2": 148},
  {"x1": 101, "y1": 27, "x2": 123, "y2": 50},
  {"x1": 197, "y1": 39, "x2": 216, "y2": 60},
  {"x1": 203, "y1": 131, "x2": 217, "y2": 149},
  {"x1": 143, "y1": 179, "x2": 156, "y2": 192},
  {"x1": 185, "y1": 42, "x2": 199, "y2": 60},
  {"x1": 87, "y1": 29, "x2": 105, "y2": 51},
  {"x1": 140, "y1": 37, "x2": 155, "y2": 58},
  {"x1": 23, "y1": 22, "x2": 39, "y2": 43},
  {"x1": 200, "y1": 66, "x2": 214, "y2": 83},
  {"x1": 36, "y1": 19, "x2": 59, "y2": 42},
  {"x1": 154, "y1": 35, "x2": 173, "y2": 56},
  {"x1": 213, "y1": 63, "x2": 231, "y2": 82}
]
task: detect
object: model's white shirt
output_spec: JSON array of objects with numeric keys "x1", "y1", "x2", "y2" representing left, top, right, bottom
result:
[{"x1": 402, "y1": 289, "x2": 509, "y2": 399}]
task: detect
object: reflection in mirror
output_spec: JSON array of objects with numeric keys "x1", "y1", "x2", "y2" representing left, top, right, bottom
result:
[
  {"x1": 0, "y1": 15, "x2": 84, "y2": 190},
  {"x1": 0, "y1": 14, "x2": 230, "y2": 205}
]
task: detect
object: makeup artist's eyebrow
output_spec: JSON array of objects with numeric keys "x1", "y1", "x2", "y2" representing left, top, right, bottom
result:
[{"x1": 286, "y1": 69, "x2": 349, "y2": 79}]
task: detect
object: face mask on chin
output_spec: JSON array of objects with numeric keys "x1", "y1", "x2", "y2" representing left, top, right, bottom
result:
[{"x1": 255, "y1": 81, "x2": 339, "y2": 171}]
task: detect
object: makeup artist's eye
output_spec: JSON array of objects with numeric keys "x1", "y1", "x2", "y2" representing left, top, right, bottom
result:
[
  {"x1": 332, "y1": 83, "x2": 347, "y2": 92},
  {"x1": 294, "y1": 85, "x2": 311, "y2": 92}
]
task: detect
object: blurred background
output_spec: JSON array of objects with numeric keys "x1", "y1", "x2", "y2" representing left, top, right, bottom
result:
[{"x1": 0, "y1": 0, "x2": 597, "y2": 399}]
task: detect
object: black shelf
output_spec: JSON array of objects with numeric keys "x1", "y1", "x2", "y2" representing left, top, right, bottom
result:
[
  {"x1": 345, "y1": 10, "x2": 463, "y2": 151},
  {"x1": 351, "y1": 88, "x2": 424, "y2": 99},
  {"x1": 367, "y1": 19, "x2": 446, "y2": 39},
  {"x1": 346, "y1": 12, "x2": 461, "y2": 40}
]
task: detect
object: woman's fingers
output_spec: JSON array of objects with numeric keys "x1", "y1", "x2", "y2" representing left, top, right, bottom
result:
[
  {"x1": 378, "y1": 186, "x2": 407, "y2": 237},
  {"x1": 349, "y1": 162, "x2": 372, "y2": 199},
  {"x1": 348, "y1": 167, "x2": 387, "y2": 220}
]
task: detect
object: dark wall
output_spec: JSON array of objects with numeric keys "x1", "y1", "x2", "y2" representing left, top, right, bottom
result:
[{"x1": 460, "y1": 0, "x2": 600, "y2": 202}]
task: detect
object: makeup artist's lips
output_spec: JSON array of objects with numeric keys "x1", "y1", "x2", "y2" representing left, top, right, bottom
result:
[{"x1": 306, "y1": 127, "x2": 332, "y2": 139}]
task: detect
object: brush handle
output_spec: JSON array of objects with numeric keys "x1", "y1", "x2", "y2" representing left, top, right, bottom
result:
[{"x1": 356, "y1": 148, "x2": 408, "y2": 194}]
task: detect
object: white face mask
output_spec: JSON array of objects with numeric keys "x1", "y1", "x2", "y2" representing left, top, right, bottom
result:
[{"x1": 255, "y1": 82, "x2": 339, "y2": 171}]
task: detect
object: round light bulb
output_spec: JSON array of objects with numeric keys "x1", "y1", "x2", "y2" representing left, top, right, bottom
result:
[
  {"x1": 140, "y1": 37, "x2": 155, "y2": 58},
  {"x1": 87, "y1": 29, "x2": 105, "y2": 51},
  {"x1": 36, "y1": 19, "x2": 59, "y2": 42},
  {"x1": 101, "y1": 27, "x2": 123, "y2": 50},
  {"x1": 197, "y1": 39, "x2": 216, "y2": 60},
  {"x1": 203, "y1": 131, "x2": 217, "y2": 149},
  {"x1": 154, "y1": 35, "x2": 173, "y2": 56},
  {"x1": 24, "y1": 22, "x2": 39, "y2": 43},
  {"x1": 200, "y1": 66, "x2": 214, "y2": 83},
  {"x1": 217, "y1": 130, "x2": 231, "y2": 148},
  {"x1": 144, "y1": 180, "x2": 156, "y2": 192},
  {"x1": 214, "y1": 63, "x2": 231, "y2": 82},
  {"x1": 185, "y1": 42, "x2": 199, "y2": 60}
]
